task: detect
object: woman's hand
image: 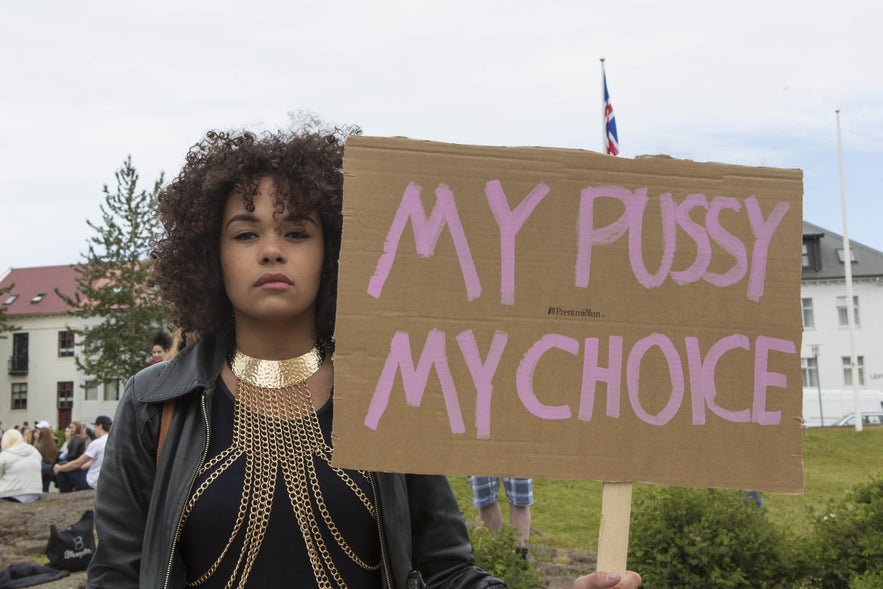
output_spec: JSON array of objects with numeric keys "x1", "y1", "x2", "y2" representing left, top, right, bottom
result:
[{"x1": 573, "y1": 571, "x2": 642, "y2": 589}]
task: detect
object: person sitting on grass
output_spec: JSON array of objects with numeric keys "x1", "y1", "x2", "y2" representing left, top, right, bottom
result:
[
  {"x1": 0, "y1": 429, "x2": 42, "y2": 503},
  {"x1": 32, "y1": 426, "x2": 58, "y2": 493},
  {"x1": 53, "y1": 416, "x2": 111, "y2": 492}
]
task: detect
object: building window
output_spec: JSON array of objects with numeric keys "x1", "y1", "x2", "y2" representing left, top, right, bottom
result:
[
  {"x1": 801, "y1": 357, "x2": 819, "y2": 388},
  {"x1": 103, "y1": 379, "x2": 121, "y2": 401},
  {"x1": 801, "y1": 298, "x2": 814, "y2": 328},
  {"x1": 57, "y1": 381, "x2": 73, "y2": 410},
  {"x1": 11, "y1": 383, "x2": 27, "y2": 410},
  {"x1": 58, "y1": 331, "x2": 75, "y2": 357},
  {"x1": 84, "y1": 381, "x2": 98, "y2": 401},
  {"x1": 836, "y1": 295, "x2": 860, "y2": 327},
  {"x1": 802, "y1": 237, "x2": 821, "y2": 271},
  {"x1": 29, "y1": 293, "x2": 46, "y2": 304},
  {"x1": 835, "y1": 247, "x2": 856, "y2": 263},
  {"x1": 9, "y1": 333, "x2": 28, "y2": 374},
  {"x1": 842, "y1": 356, "x2": 865, "y2": 386},
  {"x1": 2, "y1": 294, "x2": 17, "y2": 305}
]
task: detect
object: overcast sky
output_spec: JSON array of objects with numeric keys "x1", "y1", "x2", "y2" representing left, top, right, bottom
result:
[{"x1": 2, "y1": 0, "x2": 881, "y2": 269}]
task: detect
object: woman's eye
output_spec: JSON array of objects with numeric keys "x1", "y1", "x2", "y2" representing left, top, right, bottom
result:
[{"x1": 233, "y1": 231, "x2": 258, "y2": 241}]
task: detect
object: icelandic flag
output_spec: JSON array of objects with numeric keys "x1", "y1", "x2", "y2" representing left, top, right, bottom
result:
[{"x1": 603, "y1": 71, "x2": 619, "y2": 156}]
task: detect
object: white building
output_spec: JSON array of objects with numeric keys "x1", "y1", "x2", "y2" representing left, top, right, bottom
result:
[
  {"x1": 0, "y1": 265, "x2": 122, "y2": 430},
  {"x1": 800, "y1": 222, "x2": 883, "y2": 425}
]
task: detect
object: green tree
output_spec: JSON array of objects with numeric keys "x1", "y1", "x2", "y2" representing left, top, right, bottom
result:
[
  {"x1": 0, "y1": 282, "x2": 21, "y2": 336},
  {"x1": 57, "y1": 156, "x2": 167, "y2": 383}
]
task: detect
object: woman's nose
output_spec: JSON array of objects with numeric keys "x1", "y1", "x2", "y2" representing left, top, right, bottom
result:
[{"x1": 260, "y1": 234, "x2": 287, "y2": 264}]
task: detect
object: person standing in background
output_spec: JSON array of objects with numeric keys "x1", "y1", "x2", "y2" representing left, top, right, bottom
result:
[
  {"x1": 20, "y1": 422, "x2": 32, "y2": 445},
  {"x1": 469, "y1": 476, "x2": 533, "y2": 555},
  {"x1": 151, "y1": 331, "x2": 172, "y2": 364}
]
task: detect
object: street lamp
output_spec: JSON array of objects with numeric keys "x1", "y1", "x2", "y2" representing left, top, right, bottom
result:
[{"x1": 811, "y1": 345, "x2": 824, "y2": 426}]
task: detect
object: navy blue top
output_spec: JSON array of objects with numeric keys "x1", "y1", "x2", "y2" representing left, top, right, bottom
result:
[{"x1": 179, "y1": 378, "x2": 381, "y2": 588}]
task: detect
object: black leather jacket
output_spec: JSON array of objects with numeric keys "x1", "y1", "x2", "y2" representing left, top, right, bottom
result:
[{"x1": 87, "y1": 333, "x2": 505, "y2": 589}]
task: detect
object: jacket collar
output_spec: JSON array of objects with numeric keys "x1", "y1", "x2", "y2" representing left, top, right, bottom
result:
[{"x1": 134, "y1": 331, "x2": 232, "y2": 404}]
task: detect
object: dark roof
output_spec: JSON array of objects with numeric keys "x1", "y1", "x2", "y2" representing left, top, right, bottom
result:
[
  {"x1": 0, "y1": 265, "x2": 81, "y2": 316},
  {"x1": 802, "y1": 221, "x2": 883, "y2": 280}
]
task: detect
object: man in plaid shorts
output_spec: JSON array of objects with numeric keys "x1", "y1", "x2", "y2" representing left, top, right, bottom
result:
[{"x1": 468, "y1": 476, "x2": 533, "y2": 551}]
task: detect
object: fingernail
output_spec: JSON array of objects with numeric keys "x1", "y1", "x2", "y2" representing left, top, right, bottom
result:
[{"x1": 607, "y1": 573, "x2": 621, "y2": 581}]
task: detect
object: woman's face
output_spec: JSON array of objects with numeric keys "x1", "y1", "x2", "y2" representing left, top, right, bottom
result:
[
  {"x1": 220, "y1": 176, "x2": 324, "y2": 334},
  {"x1": 151, "y1": 345, "x2": 166, "y2": 362}
]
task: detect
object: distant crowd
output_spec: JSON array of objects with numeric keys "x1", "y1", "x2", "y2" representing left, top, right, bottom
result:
[
  {"x1": 0, "y1": 417, "x2": 112, "y2": 502},
  {"x1": 0, "y1": 329, "x2": 182, "y2": 505}
]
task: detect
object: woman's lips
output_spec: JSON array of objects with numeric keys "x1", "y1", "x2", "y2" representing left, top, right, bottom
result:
[{"x1": 254, "y1": 273, "x2": 293, "y2": 288}]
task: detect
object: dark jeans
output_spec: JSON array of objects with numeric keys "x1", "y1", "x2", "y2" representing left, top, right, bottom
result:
[
  {"x1": 40, "y1": 461, "x2": 55, "y2": 492},
  {"x1": 56, "y1": 468, "x2": 90, "y2": 493}
]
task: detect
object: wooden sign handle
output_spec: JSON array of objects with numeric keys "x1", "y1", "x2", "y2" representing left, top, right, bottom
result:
[{"x1": 596, "y1": 482, "x2": 633, "y2": 573}]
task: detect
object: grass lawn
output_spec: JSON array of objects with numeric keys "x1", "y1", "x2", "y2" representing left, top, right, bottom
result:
[{"x1": 449, "y1": 426, "x2": 883, "y2": 551}]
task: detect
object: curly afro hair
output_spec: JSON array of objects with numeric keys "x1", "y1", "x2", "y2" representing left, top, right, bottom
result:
[
  {"x1": 151, "y1": 330, "x2": 172, "y2": 351},
  {"x1": 150, "y1": 120, "x2": 359, "y2": 350}
]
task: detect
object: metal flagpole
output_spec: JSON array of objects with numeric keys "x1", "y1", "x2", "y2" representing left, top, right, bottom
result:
[
  {"x1": 835, "y1": 109, "x2": 862, "y2": 432},
  {"x1": 600, "y1": 56, "x2": 607, "y2": 152}
]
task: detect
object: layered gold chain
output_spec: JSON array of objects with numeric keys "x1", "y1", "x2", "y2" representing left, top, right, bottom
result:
[{"x1": 182, "y1": 346, "x2": 378, "y2": 589}]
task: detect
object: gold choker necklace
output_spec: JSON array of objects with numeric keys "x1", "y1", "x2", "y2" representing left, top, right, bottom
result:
[
  {"x1": 181, "y1": 345, "x2": 377, "y2": 589},
  {"x1": 229, "y1": 346, "x2": 323, "y2": 388}
]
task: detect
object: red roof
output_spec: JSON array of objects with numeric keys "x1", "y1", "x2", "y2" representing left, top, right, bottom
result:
[{"x1": 0, "y1": 265, "x2": 82, "y2": 316}]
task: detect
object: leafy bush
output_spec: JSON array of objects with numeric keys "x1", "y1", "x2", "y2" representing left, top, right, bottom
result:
[
  {"x1": 805, "y1": 476, "x2": 883, "y2": 588},
  {"x1": 468, "y1": 523, "x2": 541, "y2": 589},
  {"x1": 849, "y1": 570, "x2": 883, "y2": 589},
  {"x1": 628, "y1": 487, "x2": 799, "y2": 588}
]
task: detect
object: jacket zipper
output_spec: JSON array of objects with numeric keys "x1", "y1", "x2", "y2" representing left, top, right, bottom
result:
[
  {"x1": 162, "y1": 391, "x2": 211, "y2": 589},
  {"x1": 368, "y1": 472, "x2": 394, "y2": 589}
]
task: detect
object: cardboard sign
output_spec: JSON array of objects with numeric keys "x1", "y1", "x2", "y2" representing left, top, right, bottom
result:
[{"x1": 332, "y1": 136, "x2": 804, "y2": 493}]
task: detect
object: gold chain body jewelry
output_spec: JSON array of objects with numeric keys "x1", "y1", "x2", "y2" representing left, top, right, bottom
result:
[{"x1": 181, "y1": 346, "x2": 378, "y2": 589}]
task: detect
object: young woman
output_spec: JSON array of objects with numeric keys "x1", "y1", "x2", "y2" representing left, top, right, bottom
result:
[
  {"x1": 32, "y1": 426, "x2": 58, "y2": 492},
  {"x1": 57, "y1": 421, "x2": 89, "y2": 464},
  {"x1": 87, "y1": 124, "x2": 641, "y2": 589},
  {"x1": 152, "y1": 331, "x2": 173, "y2": 364}
]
